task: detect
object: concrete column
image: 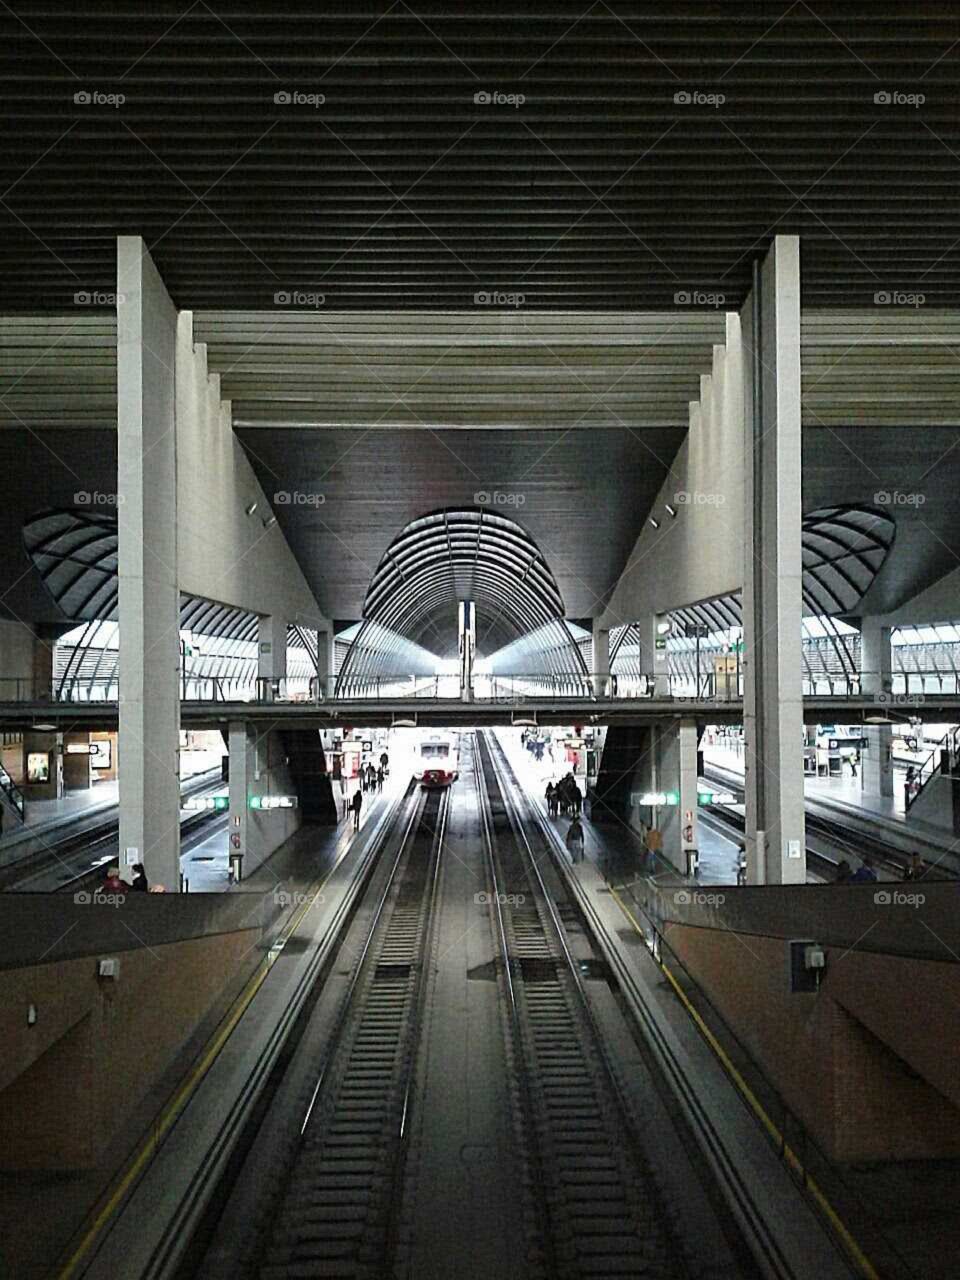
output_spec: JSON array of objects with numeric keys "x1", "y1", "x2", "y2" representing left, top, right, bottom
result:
[
  {"x1": 228, "y1": 720, "x2": 252, "y2": 881},
  {"x1": 229, "y1": 720, "x2": 300, "y2": 880},
  {"x1": 258, "y1": 615, "x2": 287, "y2": 698},
  {"x1": 652, "y1": 614, "x2": 670, "y2": 696},
  {"x1": 860, "y1": 617, "x2": 894, "y2": 798},
  {"x1": 313, "y1": 627, "x2": 333, "y2": 699},
  {"x1": 116, "y1": 236, "x2": 181, "y2": 891},
  {"x1": 741, "y1": 235, "x2": 806, "y2": 885},
  {"x1": 678, "y1": 718, "x2": 699, "y2": 874},
  {"x1": 592, "y1": 619, "x2": 610, "y2": 697}
]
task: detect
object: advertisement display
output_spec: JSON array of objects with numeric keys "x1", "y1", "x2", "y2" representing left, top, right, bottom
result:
[{"x1": 27, "y1": 752, "x2": 50, "y2": 783}]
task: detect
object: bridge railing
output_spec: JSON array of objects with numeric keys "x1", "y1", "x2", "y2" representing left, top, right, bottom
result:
[{"x1": 1, "y1": 669, "x2": 959, "y2": 705}]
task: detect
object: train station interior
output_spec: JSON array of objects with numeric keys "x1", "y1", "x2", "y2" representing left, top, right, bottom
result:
[{"x1": 1, "y1": 5, "x2": 959, "y2": 1278}]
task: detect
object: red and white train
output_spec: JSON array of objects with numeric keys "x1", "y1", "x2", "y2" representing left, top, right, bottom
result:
[{"x1": 414, "y1": 733, "x2": 460, "y2": 788}]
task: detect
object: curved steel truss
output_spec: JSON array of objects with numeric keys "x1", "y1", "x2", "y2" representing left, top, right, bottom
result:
[
  {"x1": 23, "y1": 508, "x2": 316, "y2": 699},
  {"x1": 338, "y1": 507, "x2": 584, "y2": 688},
  {"x1": 610, "y1": 505, "x2": 896, "y2": 684}
]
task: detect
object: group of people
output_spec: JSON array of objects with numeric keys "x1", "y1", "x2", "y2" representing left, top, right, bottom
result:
[
  {"x1": 835, "y1": 859, "x2": 877, "y2": 883},
  {"x1": 545, "y1": 773, "x2": 583, "y2": 819},
  {"x1": 360, "y1": 755, "x2": 388, "y2": 794},
  {"x1": 542, "y1": 774, "x2": 586, "y2": 862},
  {"x1": 100, "y1": 862, "x2": 155, "y2": 893}
]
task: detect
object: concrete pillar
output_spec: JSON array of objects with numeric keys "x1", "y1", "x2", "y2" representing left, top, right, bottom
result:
[
  {"x1": 592, "y1": 619, "x2": 610, "y2": 697},
  {"x1": 228, "y1": 720, "x2": 253, "y2": 881},
  {"x1": 258, "y1": 615, "x2": 287, "y2": 699},
  {"x1": 679, "y1": 718, "x2": 699, "y2": 874},
  {"x1": 652, "y1": 614, "x2": 670, "y2": 696},
  {"x1": 229, "y1": 719, "x2": 301, "y2": 880},
  {"x1": 861, "y1": 617, "x2": 894, "y2": 798},
  {"x1": 116, "y1": 236, "x2": 181, "y2": 891},
  {"x1": 741, "y1": 235, "x2": 806, "y2": 885},
  {"x1": 316, "y1": 627, "x2": 335, "y2": 698}
]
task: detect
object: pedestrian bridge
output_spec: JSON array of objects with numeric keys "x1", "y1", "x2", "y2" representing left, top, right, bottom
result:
[{"x1": 1, "y1": 671, "x2": 957, "y2": 729}]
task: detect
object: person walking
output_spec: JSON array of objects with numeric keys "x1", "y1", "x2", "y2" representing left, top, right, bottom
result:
[
  {"x1": 376, "y1": 765, "x2": 384, "y2": 792},
  {"x1": 350, "y1": 788, "x2": 363, "y2": 831},
  {"x1": 566, "y1": 816, "x2": 585, "y2": 863},
  {"x1": 570, "y1": 781, "x2": 583, "y2": 818},
  {"x1": 545, "y1": 781, "x2": 557, "y2": 817}
]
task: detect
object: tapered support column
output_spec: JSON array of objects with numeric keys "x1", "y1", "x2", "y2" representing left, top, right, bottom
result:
[
  {"x1": 861, "y1": 617, "x2": 894, "y2": 798},
  {"x1": 741, "y1": 235, "x2": 806, "y2": 885},
  {"x1": 117, "y1": 236, "x2": 181, "y2": 891}
]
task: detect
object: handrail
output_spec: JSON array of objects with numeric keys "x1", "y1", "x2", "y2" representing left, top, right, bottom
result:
[
  {"x1": 0, "y1": 766, "x2": 25, "y2": 822},
  {"x1": 905, "y1": 724, "x2": 958, "y2": 812}
]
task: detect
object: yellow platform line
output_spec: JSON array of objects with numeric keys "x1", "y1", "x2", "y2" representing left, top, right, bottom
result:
[
  {"x1": 57, "y1": 861, "x2": 343, "y2": 1280},
  {"x1": 609, "y1": 885, "x2": 881, "y2": 1280}
]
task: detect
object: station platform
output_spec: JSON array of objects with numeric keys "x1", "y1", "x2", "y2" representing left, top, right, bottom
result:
[
  {"x1": 704, "y1": 744, "x2": 958, "y2": 860},
  {"x1": 495, "y1": 728, "x2": 744, "y2": 885},
  {"x1": 0, "y1": 782, "x2": 120, "y2": 859}
]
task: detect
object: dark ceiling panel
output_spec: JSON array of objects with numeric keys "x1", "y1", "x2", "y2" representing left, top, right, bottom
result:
[
  {"x1": 2, "y1": 3, "x2": 959, "y2": 310},
  {"x1": 235, "y1": 424, "x2": 687, "y2": 620}
]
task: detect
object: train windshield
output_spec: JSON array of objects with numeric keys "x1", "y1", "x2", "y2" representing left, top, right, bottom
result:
[{"x1": 421, "y1": 744, "x2": 450, "y2": 759}]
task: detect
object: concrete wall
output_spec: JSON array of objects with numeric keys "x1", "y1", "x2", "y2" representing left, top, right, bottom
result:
[
  {"x1": 666, "y1": 924, "x2": 960, "y2": 1163},
  {"x1": 175, "y1": 312, "x2": 327, "y2": 631},
  {"x1": 0, "y1": 618, "x2": 54, "y2": 698},
  {"x1": 601, "y1": 315, "x2": 744, "y2": 632},
  {"x1": 0, "y1": 926, "x2": 260, "y2": 1169}
]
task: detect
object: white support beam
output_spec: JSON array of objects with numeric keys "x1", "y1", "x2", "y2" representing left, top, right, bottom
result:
[
  {"x1": 117, "y1": 236, "x2": 181, "y2": 892},
  {"x1": 741, "y1": 235, "x2": 806, "y2": 886}
]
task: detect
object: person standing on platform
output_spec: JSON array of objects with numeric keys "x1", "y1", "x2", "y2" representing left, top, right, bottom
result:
[
  {"x1": 545, "y1": 781, "x2": 557, "y2": 817},
  {"x1": 376, "y1": 765, "x2": 384, "y2": 792},
  {"x1": 566, "y1": 816, "x2": 585, "y2": 863},
  {"x1": 350, "y1": 788, "x2": 363, "y2": 831},
  {"x1": 130, "y1": 863, "x2": 149, "y2": 892}
]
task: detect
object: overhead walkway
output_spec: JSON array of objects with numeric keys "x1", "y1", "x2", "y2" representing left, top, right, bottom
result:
[{"x1": 5, "y1": 687, "x2": 960, "y2": 730}]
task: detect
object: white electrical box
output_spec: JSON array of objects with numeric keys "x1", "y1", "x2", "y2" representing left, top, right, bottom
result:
[{"x1": 98, "y1": 958, "x2": 119, "y2": 979}]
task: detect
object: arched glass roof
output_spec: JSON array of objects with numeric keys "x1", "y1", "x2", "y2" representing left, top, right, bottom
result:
[
  {"x1": 361, "y1": 507, "x2": 567, "y2": 656},
  {"x1": 339, "y1": 506, "x2": 584, "y2": 687},
  {"x1": 22, "y1": 507, "x2": 316, "y2": 650}
]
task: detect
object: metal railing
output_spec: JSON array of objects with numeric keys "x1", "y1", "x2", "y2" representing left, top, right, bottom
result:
[{"x1": 1, "y1": 668, "x2": 959, "y2": 707}]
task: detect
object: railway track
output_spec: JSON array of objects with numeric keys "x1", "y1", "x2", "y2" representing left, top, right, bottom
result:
[
  {"x1": 475, "y1": 732, "x2": 692, "y2": 1280},
  {"x1": 249, "y1": 783, "x2": 448, "y2": 1279},
  {"x1": 0, "y1": 769, "x2": 225, "y2": 892}
]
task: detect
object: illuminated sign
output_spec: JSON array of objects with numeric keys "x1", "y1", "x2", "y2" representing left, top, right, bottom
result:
[
  {"x1": 631, "y1": 790, "x2": 678, "y2": 806},
  {"x1": 249, "y1": 795, "x2": 298, "y2": 810},
  {"x1": 185, "y1": 794, "x2": 229, "y2": 811},
  {"x1": 697, "y1": 790, "x2": 736, "y2": 806}
]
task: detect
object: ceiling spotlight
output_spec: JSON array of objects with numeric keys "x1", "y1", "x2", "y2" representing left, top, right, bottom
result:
[
  {"x1": 665, "y1": 503, "x2": 676, "y2": 517},
  {"x1": 262, "y1": 514, "x2": 277, "y2": 529},
  {"x1": 649, "y1": 517, "x2": 660, "y2": 529},
  {"x1": 245, "y1": 501, "x2": 259, "y2": 517}
]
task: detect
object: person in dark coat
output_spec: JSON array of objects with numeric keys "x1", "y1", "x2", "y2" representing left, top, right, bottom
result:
[
  {"x1": 350, "y1": 788, "x2": 363, "y2": 830},
  {"x1": 130, "y1": 863, "x2": 149, "y2": 892}
]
